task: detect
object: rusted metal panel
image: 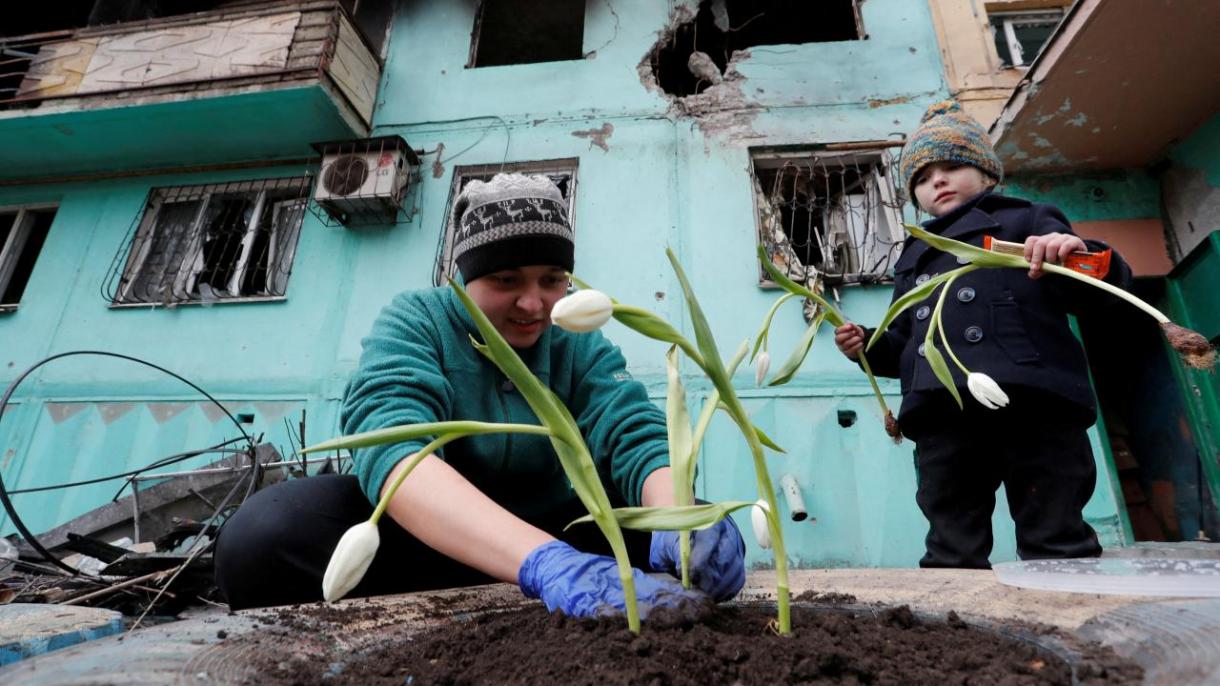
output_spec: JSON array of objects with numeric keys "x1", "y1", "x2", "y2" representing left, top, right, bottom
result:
[{"x1": 327, "y1": 13, "x2": 378, "y2": 125}]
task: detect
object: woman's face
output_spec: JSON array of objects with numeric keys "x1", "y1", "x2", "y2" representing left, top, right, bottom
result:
[
  {"x1": 912, "y1": 162, "x2": 996, "y2": 216},
  {"x1": 465, "y1": 265, "x2": 571, "y2": 349}
]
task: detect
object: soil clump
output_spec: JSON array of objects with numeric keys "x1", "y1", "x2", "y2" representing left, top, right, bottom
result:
[{"x1": 241, "y1": 601, "x2": 1143, "y2": 685}]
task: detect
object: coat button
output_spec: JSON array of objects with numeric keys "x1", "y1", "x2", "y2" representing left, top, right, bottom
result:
[
  {"x1": 964, "y1": 326, "x2": 984, "y2": 343},
  {"x1": 915, "y1": 274, "x2": 931, "y2": 285},
  {"x1": 917, "y1": 342, "x2": 926, "y2": 357},
  {"x1": 957, "y1": 287, "x2": 976, "y2": 303},
  {"x1": 915, "y1": 305, "x2": 931, "y2": 320}
]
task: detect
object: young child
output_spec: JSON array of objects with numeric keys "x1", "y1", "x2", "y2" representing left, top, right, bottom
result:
[{"x1": 834, "y1": 100, "x2": 1133, "y2": 568}]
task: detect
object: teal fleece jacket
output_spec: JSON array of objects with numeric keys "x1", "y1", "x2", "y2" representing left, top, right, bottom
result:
[{"x1": 341, "y1": 287, "x2": 670, "y2": 519}]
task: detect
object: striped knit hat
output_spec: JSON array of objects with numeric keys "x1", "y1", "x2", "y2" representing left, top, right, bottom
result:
[
  {"x1": 451, "y1": 173, "x2": 573, "y2": 283},
  {"x1": 898, "y1": 100, "x2": 1003, "y2": 204}
]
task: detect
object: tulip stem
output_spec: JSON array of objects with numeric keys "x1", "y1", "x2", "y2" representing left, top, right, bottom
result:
[
  {"x1": 931, "y1": 274, "x2": 971, "y2": 376},
  {"x1": 1042, "y1": 263, "x2": 1169, "y2": 323}
]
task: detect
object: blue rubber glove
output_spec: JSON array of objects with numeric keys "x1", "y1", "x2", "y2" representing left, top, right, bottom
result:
[
  {"x1": 649, "y1": 516, "x2": 746, "y2": 601},
  {"x1": 518, "y1": 541, "x2": 707, "y2": 619}
]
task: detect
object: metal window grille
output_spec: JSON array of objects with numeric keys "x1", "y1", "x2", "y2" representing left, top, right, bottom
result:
[
  {"x1": 990, "y1": 9, "x2": 1065, "y2": 67},
  {"x1": 432, "y1": 159, "x2": 578, "y2": 286},
  {"x1": 753, "y1": 150, "x2": 905, "y2": 289},
  {"x1": 0, "y1": 206, "x2": 56, "y2": 310},
  {"x1": 104, "y1": 177, "x2": 311, "y2": 307}
]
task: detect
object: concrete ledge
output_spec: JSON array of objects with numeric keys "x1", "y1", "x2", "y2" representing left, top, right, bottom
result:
[{"x1": 0, "y1": 604, "x2": 126, "y2": 666}]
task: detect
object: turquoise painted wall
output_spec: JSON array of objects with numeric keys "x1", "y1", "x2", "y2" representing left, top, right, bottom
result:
[
  {"x1": 1003, "y1": 171, "x2": 1161, "y2": 222},
  {"x1": 0, "y1": 0, "x2": 1129, "y2": 565},
  {"x1": 1171, "y1": 114, "x2": 1220, "y2": 186}
]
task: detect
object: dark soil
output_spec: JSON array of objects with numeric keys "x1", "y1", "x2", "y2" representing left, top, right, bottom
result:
[{"x1": 240, "y1": 601, "x2": 1143, "y2": 686}]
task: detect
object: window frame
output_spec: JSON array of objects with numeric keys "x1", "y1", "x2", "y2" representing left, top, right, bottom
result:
[
  {"x1": 434, "y1": 159, "x2": 579, "y2": 286},
  {"x1": 0, "y1": 203, "x2": 57, "y2": 312},
  {"x1": 111, "y1": 177, "x2": 310, "y2": 308},
  {"x1": 750, "y1": 146, "x2": 905, "y2": 289},
  {"x1": 989, "y1": 8, "x2": 1066, "y2": 68}
]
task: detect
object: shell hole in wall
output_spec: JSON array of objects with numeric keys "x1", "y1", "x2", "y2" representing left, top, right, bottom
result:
[{"x1": 650, "y1": 0, "x2": 864, "y2": 97}]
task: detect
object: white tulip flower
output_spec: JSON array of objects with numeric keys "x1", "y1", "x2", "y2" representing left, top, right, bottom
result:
[
  {"x1": 751, "y1": 499, "x2": 772, "y2": 550},
  {"x1": 321, "y1": 521, "x2": 380, "y2": 602},
  {"x1": 551, "y1": 290, "x2": 613, "y2": 333},
  {"x1": 754, "y1": 350, "x2": 771, "y2": 387},
  {"x1": 966, "y1": 372, "x2": 1010, "y2": 410}
]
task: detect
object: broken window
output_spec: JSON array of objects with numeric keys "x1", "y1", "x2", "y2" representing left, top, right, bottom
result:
[
  {"x1": 433, "y1": 159, "x2": 578, "y2": 285},
  {"x1": 753, "y1": 149, "x2": 904, "y2": 288},
  {"x1": 0, "y1": 206, "x2": 56, "y2": 311},
  {"x1": 652, "y1": 0, "x2": 864, "y2": 96},
  {"x1": 468, "y1": 0, "x2": 585, "y2": 68},
  {"x1": 106, "y1": 178, "x2": 310, "y2": 307},
  {"x1": 988, "y1": 7, "x2": 1067, "y2": 67}
]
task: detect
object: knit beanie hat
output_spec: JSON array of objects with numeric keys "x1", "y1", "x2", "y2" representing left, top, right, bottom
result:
[
  {"x1": 898, "y1": 100, "x2": 1003, "y2": 203},
  {"x1": 451, "y1": 173, "x2": 574, "y2": 283}
]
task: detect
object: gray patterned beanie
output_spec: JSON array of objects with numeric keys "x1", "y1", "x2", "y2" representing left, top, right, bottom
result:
[{"x1": 451, "y1": 173, "x2": 573, "y2": 283}]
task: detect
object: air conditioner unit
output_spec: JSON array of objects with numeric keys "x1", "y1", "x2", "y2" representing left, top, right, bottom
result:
[{"x1": 311, "y1": 136, "x2": 419, "y2": 225}]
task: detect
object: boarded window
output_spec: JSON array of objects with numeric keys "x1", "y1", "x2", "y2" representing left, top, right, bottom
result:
[
  {"x1": 468, "y1": 0, "x2": 585, "y2": 68},
  {"x1": 753, "y1": 149, "x2": 904, "y2": 287},
  {"x1": 106, "y1": 178, "x2": 310, "y2": 307},
  {"x1": 434, "y1": 159, "x2": 578, "y2": 285},
  {"x1": 0, "y1": 207, "x2": 56, "y2": 310}
]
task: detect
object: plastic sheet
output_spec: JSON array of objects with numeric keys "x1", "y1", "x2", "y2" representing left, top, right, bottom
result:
[{"x1": 993, "y1": 558, "x2": 1220, "y2": 597}]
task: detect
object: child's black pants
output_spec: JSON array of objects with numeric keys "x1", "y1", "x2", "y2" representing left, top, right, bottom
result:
[{"x1": 912, "y1": 401, "x2": 1103, "y2": 569}]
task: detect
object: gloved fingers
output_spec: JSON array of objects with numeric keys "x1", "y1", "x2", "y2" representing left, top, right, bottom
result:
[
  {"x1": 686, "y1": 521, "x2": 747, "y2": 601},
  {"x1": 648, "y1": 530, "x2": 681, "y2": 573},
  {"x1": 632, "y1": 570, "x2": 712, "y2": 620}
]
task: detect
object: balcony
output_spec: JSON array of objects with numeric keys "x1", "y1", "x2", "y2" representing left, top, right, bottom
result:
[{"x1": 0, "y1": 0, "x2": 381, "y2": 183}]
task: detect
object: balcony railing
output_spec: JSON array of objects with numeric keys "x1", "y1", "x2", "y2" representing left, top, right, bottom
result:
[{"x1": 0, "y1": 0, "x2": 378, "y2": 127}]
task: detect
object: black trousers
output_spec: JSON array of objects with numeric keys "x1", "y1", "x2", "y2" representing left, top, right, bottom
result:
[
  {"x1": 213, "y1": 474, "x2": 652, "y2": 610},
  {"x1": 912, "y1": 402, "x2": 1103, "y2": 569}
]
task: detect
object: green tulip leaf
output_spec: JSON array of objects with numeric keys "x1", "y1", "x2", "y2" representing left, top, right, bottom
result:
[
  {"x1": 865, "y1": 267, "x2": 976, "y2": 351},
  {"x1": 905, "y1": 224, "x2": 1029, "y2": 270},
  {"x1": 566, "y1": 502, "x2": 756, "y2": 532},
  {"x1": 302, "y1": 420, "x2": 551, "y2": 454},
  {"x1": 756, "y1": 245, "x2": 845, "y2": 327},
  {"x1": 767, "y1": 311, "x2": 828, "y2": 387}
]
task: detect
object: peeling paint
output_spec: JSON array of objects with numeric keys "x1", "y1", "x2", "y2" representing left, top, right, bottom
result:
[
  {"x1": 868, "y1": 96, "x2": 912, "y2": 109},
  {"x1": 431, "y1": 142, "x2": 445, "y2": 179},
  {"x1": 571, "y1": 123, "x2": 614, "y2": 152},
  {"x1": 200, "y1": 403, "x2": 235, "y2": 424},
  {"x1": 253, "y1": 401, "x2": 295, "y2": 425},
  {"x1": 1034, "y1": 98, "x2": 1073, "y2": 125},
  {"x1": 1032, "y1": 135, "x2": 1053, "y2": 149},
  {"x1": 146, "y1": 402, "x2": 190, "y2": 424},
  {"x1": 98, "y1": 402, "x2": 136, "y2": 425},
  {"x1": 46, "y1": 403, "x2": 90, "y2": 424}
]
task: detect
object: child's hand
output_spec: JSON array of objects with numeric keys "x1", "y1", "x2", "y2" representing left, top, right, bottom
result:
[
  {"x1": 834, "y1": 323, "x2": 866, "y2": 360},
  {"x1": 1024, "y1": 232, "x2": 1087, "y2": 280}
]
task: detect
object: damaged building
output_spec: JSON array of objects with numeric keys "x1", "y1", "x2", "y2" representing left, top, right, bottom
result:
[{"x1": 0, "y1": 0, "x2": 1218, "y2": 669}]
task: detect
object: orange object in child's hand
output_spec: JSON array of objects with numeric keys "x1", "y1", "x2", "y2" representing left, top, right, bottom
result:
[{"x1": 983, "y1": 236, "x2": 1111, "y2": 279}]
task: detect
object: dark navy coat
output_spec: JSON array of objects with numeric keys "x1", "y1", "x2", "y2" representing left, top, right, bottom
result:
[{"x1": 864, "y1": 191, "x2": 1132, "y2": 435}]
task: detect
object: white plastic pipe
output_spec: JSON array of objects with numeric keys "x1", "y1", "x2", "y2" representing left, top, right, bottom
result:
[{"x1": 780, "y1": 473, "x2": 807, "y2": 522}]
